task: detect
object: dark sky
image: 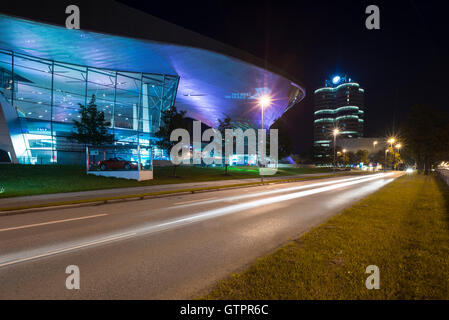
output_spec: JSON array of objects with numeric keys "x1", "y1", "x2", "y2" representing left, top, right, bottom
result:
[{"x1": 119, "y1": 0, "x2": 448, "y2": 153}]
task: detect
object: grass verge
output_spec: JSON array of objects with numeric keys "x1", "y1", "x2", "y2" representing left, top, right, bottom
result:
[
  {"x1": 0, "y1": 164, "x2": 334, "y2": 199},
  {"x1": 204, "y1": 174, "x2": 449, "y2": 299}
]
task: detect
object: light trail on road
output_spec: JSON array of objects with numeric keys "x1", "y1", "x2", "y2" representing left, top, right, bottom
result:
[
  {"x1": 0, "y1": 232, "x2": 136, "y2": 268},
  {"x1": 171, "y1": 173, "x2": 391, "y2": 208},
  {"x1": 0, "y1": 172, "x2": 395, "y2": 269}
]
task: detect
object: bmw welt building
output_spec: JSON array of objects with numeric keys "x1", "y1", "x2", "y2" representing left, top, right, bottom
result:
[{"x1": 0, "y1": 0, "x2": 305, "y2": 165}]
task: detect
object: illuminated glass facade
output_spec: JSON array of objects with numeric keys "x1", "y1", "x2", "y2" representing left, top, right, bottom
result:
[
  {"x1": 0, "y1": 50, "x2": 179, "y2": 164},
  {"x1": 313, "y1": 76, "x2": 364, "y2": 148},
  {"x1": 312, "y1": 75, "x2": 364, "y2": 162}
]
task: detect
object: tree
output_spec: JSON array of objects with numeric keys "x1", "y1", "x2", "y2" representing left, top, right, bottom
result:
[
  {"x1": 154, "y1": 106, "x2": 188, "y2": 177},
  {"x1": 387, "y1": 146, "x2": 401, "y2": 170},
  {"x1": 346, "y1": 151, "x2": 356, "y2": 165},
  {"x1": 355, "y1": 149, "x2": 369, "y2": 165},
  {"x1": 217, "y1": 116, "x2": 233, "y2": 175},
  {"x1": 271, "y1": 117, "x2": 294, "y2": 160},
  {"x1": 69, "y1": 95, "x2": 114, "y2": 164},
  {"x1": 402, "y1": 105, "x2": 449, "y2": 174},
  {"x1": 371, "y1": 150, "x2": 385, "y2": 165}
]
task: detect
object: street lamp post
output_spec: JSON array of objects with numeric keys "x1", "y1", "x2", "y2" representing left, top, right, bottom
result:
[
  {"x1": 395, "y1": 143, "x2": 402, "y2": 170},
  {"x1": 342, "y1": 149, "x2": 347, "y2": 167},
  {"x1": 258, "y1": 95, "x2": 271, "y2": 184},
  {"x1": 384, "y1": 149, "x2": 389, "y2": 172},
  {"x1": 333, "y1": 128, "x2": 340, "y2": 174},
  {"x1": 387, "y1": 138, "x2": 395, "y2": 171},
  {"x1": 372, "y1": 141, "x2": 378, "y2": 170}
]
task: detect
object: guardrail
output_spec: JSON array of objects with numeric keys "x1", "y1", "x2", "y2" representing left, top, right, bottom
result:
[{"x1": 436, "y1": 169, "x2": 449, "y2": 186}]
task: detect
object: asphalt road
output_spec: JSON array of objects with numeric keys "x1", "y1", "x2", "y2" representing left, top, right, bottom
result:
[
  {"x1": 0, "y1": 172, "x2": 402, "y2": 299},
  {"x1": 0, "y1": 172, "x2": 333, "y2": 210}
]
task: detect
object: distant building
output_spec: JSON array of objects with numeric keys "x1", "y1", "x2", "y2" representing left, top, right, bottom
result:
[
  {"x1": 335, "y1": 138, "x2": 383, "y2": 154},
  {"x1": 313, "y1": 75, "x2": 365, "y2": 161}
]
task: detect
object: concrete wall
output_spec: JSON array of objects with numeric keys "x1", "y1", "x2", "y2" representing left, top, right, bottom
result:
[{"x1": 88, "y1": 170, "x2": 153, "y2": 181}]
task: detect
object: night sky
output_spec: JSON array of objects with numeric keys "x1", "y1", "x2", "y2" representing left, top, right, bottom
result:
[{"x1": 119, "y1": 0, "x2": 448, "y2": 153}]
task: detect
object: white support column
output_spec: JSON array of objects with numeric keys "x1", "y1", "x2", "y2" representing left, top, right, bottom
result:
[
  {"x1": 132, "y1": 103, "x2": 138, "y2": 131},
  {"x1": 142, "y1": 84, "x2": 150, "y2": 133}
]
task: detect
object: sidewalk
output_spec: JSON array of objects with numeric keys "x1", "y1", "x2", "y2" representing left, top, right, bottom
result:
[{"x1": 0, "y1": 173, "x2": 333, "y2": 211}]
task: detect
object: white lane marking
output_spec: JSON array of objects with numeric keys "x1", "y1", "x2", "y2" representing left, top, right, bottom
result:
[
  {"x1": 0, "y1": 214, "x2": 108, "y2": 233},
  {"x1": 170, "y1": 173, "x2": 388, "y2": 209},
  {"x1": 174, "y1": 197, "x2": 218, "y2": 205},
  {"x1": 0, "y1": 232, "x2": 137, "y2": 268}
]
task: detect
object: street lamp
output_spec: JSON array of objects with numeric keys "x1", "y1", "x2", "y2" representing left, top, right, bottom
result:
[
  {"x1": 394, "y1": 143, "x2": 402, "y2": 171},
  {"x1": 388, "y1": 138, "x2": 396, "y2": 146},
  {"x1": 384, "y1": 149, "x2": 389, "y2": 172},
  {"x1": 259, "y1": 95, "x2": 271, "y2": 130},
  {"x1": 333, "y1": 128, "x2": 340, "y2": 173},
  {"x1": 258, "y1": 95, "x2": 271, "y2": 184},
  {"x1": 342, "y1": 149, "x2": 347, "y2": 167},
  {"x1": 387, "y1": 138, "x2": 396, "y2": 170}
]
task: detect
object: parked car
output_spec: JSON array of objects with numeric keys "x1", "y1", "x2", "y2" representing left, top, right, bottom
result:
[{"x1": 98, "y1": 157, "x2": 138, "y2": 171}]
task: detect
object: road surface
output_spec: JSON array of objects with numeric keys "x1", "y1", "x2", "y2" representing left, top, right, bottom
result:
[
  {"x1": 0, "y1": 172, "x2": 334, "y2": 210},
  {"x1": 0, "y1": 172, "x2": 402, "y2": 299}
]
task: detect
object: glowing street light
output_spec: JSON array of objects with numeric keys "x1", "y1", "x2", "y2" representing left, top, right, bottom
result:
[
  {"x1": 258, "y1": 95, "x2": 271, "y2": 130},
  {"x1": 387, "y1": 138, "x2": 396, "y2": 146},
  {"x1": 373, "y1": 140, "x2": 378, "y2": 148},
  {"x1": 332, "y1": 128, "x2": 340, "y2": 173},
  {"x1": 333, "y1": 128, "x2": 340, "y2": 137},
  {"x1": 259, "y1": 95, "x2": 271, "y2": 109}
]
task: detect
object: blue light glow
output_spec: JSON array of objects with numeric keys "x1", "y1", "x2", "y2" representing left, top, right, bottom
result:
[{"x1": 332, "y1": 76, "x2": 341, "y2": 84}]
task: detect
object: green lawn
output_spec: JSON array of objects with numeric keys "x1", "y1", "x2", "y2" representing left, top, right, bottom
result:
[
  {"x1": 204, "y1": 174, "x2": 449, "y2": 299},
  {"x1": 0, "y1": 164, "x2": 333, "y2": 198}
]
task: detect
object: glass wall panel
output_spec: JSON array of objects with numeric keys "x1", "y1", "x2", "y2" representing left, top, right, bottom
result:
[
  {"x1": 115, "y1": 72, "x2": 141, "y2": 131},
  {"x1": 0, "y1": 50, "x2": 13, "y2": 101},
  {"x1": 53, "y1": 62, "x2": 86, "y2": 125},
  {"x1": 15, "y1": 84, "x2": 52, "y2": 120},
  {"x1": 114, "y1": 128, "x2": 139, "y2": 145},
  {"x1": 0, "y1": 50, "x2": 179, "y2": 165},
  {"x1": 13, "y1": 54, "x2": 53, "y2": 124},
  {"x1": 142, "y1": 73, "x2": 163, "y2": 133},
  {"x1": 86, "y1": 68, "x2": 116, "y2": 125}
]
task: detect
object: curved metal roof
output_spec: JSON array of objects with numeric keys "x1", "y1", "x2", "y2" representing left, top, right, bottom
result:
[{"x1": 0, "y1": 6, "x2": 305, "y2": 128}]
